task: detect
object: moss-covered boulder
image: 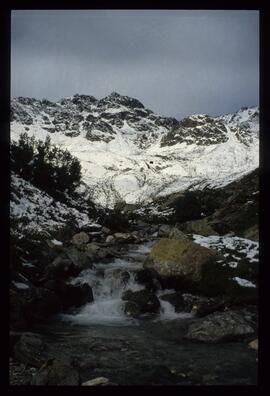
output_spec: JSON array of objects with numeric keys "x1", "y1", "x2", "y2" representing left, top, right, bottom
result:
[{"x1": 144, "y1": 239, "x2": 233, "y2": 296}]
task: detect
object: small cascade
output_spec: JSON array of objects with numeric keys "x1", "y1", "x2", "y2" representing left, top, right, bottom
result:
[{"x1": 61, "y1": 241, "x2": 193, "y2": 326}]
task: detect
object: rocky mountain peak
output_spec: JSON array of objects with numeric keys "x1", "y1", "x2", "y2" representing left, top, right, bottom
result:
[
  {"x1": 11, "y1": 94, "x2": 259, "y2": 207},
  {"x1": 100, "y1": 92, "x2": 145, "y2": 110}
]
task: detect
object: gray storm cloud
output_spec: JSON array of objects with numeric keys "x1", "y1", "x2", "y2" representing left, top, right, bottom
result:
[{"x1": 11, "y1": 10, "x2": 259, "y2": 119}]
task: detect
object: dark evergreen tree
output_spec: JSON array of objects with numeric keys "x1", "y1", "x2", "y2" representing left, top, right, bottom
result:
[{"x1": 10, "y1": 133, "x2": 82, "y2": 199}]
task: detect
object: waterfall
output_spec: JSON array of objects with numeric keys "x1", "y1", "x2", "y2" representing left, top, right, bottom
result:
[{"x1": 60, "y1": 241, "x2": 193, "y2": 326}]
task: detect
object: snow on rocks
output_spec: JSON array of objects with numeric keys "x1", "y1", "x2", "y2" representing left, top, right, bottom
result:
[
  {"x1": 11, "y1": 94, "x2": 259, "y2": 207},
  {"x1": 192, "y1": 234, "x2": 259, "y2": 266},
  {"x1": 51, "y1": 239, "x2": 63, "y2": 246},
  {"x1": 232, "y1": 277, "x2": 256, "y2": 288},
  {"x1": 10, "y1": 172, "x2": 96, "y2": 237}
]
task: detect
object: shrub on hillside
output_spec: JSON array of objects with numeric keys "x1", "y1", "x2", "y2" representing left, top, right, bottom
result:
[
  {"x1": 173, "y1": 188, "x2": 222, "y2": 224},
  {"x1": 100, "y1": 207, "x2": 130, "y2": 232},
  {"x1": 11, "y1": 133, "x2": 82, "y2": 199}
]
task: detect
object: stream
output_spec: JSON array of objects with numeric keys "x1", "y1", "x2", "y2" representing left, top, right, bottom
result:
[{"x1": 30, "y1": 240, "x2": 257, "y2": 385}]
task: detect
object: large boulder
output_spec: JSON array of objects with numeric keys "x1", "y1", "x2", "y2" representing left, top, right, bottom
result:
[
  {"x1": 46, "y1": 247, "x2": 92, "y2": 280},
  {"x1": 31, "y1": 358, "x2": 80, "y2": 385},
  {"x1": 185, "y1": 310, "x2": 255, "y2": 343},
  {"x1": 46, "y1": 256, "x2": 75, "y2": 280},
  {"x1": 144, "y1": 239, "x2": 232, "y2": 296},
  {"x1": 64, "y1": 246, "x2": 92, "y2": 268},
  {"x1": 10, "y1": 278, "x2": 62, "y2": 327},
  {"x1": 122, "y1": 289, "x2": 160, "y2": 317}
]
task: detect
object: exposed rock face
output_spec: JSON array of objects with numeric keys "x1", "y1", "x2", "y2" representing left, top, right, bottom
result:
[
  {"x1": 208, "y1": 169, "x2": 259, "y2": 237},
  {"x1": 185, "y1": 310, "x2": 255, "y2": 343},
  {"x1": 122, "y1": 289, "x2": 160, "y2": 317},
  {"x1": 161, "y1": 114, "x2": 228, "y2": 147},
  {"x1": 11, "y1": 93, "x2": 259, "y2": 207}
]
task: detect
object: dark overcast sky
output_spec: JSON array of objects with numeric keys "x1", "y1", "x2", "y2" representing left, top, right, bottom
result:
[{"x1": 11, "y1": 10, "x2": 259, "y2": 119}]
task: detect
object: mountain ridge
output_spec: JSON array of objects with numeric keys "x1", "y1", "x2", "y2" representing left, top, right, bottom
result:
[{"x1": 11, "y1": 93, "x2": 259, "y2": 207}]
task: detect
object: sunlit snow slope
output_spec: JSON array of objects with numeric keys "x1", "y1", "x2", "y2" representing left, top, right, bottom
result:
[{"x1": 11, "y1": 93, "x2": 259, "y2": 207}]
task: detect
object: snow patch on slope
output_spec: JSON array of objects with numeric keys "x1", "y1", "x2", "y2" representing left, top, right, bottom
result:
[
  {"x1": 11, "y1": 95, "x2": 259, "y2": 207},
  {"x1": 10, "y1": 172, "x2": 96, "y2": 237}
]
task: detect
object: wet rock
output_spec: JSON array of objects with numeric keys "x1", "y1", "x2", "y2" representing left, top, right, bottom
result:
[
  {"x1": 71, "y1": 232, "x2": 90, "y2": 245},
  {"x1": 122, "y1": 289, "x2": 160, "y2": 317},
  {"x1": 85, "y1": 242, "x2": 100, "y2": 254},
  {"x1": 185, "y1": 310, "x2": 255, "y2": 343},
  {"x1": 64, "y1": 246, "x2": 92, "y2": 268},
  {"x1": 57, "y1": 282, "x2": 94, "y2": 310},
  {"x1": 248, "y1": 339, "x2": 258, "y2": 351},
  {"x1": 101, "y1": 226, "x2": 111, "y2": 235},
  {"x1": 24, "y1": 287, "x2": 62, "y2": 323},
  {"x1": 113, "y1": 232, "x2": 135, "y2": 243},
  {"x1": 135, "y1": 268, "x2": 160, "y2": 292},
  {"x1": 13, "y1": 333, "x2": 47, "y2": 367},
  {"x1": 47, "y1": 256, "x2": 75, "y2": 279},
  {"x1": 190, "y1": 299, "x2": 226, "y2": 317},
  {"x1": 31, "y1": 358, "x2": 80, "y2": 385},
  {"x1": 82, "y1": 377, "x2": 110, "y2": 386},
  {"x1": 106, "y1": 235, "x2": 115, "y2": 243},
  {"x1": 160, "y1": 292, "x2": 187, "y2": 313},
  {"x1": 10, "y1": 279, "x2": 62, "y2": 326},
  {"x1": 144, "y1": 238, "x2": 230, "y2": 296}
]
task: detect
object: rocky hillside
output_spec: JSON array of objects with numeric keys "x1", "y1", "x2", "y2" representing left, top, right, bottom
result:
[{"x1": 11, "y1": 93, "x2": 259, "y2": 207}]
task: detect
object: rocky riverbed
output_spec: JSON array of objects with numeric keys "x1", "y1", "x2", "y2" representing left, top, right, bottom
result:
[
  {"x1": 10, "y1": 316, "x2": 258, "y2": 386},
  {"x1": 10, "y1": 231, "x2": 258, "y2": 386}
]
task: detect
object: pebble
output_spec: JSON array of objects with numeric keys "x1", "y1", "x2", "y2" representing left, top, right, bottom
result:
[{"x1": 82, "y1": 377, "x2": 110, "y2": 386}]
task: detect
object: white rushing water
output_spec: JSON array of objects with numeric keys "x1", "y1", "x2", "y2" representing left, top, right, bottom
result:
[{"x1": 60, "y1": 241, "x2": 193, "y2": 326}]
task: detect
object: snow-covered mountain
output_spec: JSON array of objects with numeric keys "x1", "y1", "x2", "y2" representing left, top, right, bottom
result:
[{"x1": 11, "y1": 93, "x2": 259, "y2": 207}]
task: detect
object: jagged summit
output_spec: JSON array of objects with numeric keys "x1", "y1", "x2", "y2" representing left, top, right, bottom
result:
[{"x1": 11, "y1": 93, "x2": 259, "y2": 207}]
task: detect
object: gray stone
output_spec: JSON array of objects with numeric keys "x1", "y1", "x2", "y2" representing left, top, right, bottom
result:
[
  {"x1": 82, "y1": 377, "x2": 110, "y2": 386},
  {"x1": 185, "y1": 310, "x2": 255, "y2": 343},
  {"x1": 72, "y1": 232, "x2": 90, "y2": 245}
]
